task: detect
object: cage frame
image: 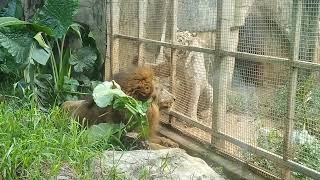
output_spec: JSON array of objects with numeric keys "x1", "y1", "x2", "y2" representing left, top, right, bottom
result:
[{"x1": 105, "y1": 0, "x2": 320, "y2": 179}]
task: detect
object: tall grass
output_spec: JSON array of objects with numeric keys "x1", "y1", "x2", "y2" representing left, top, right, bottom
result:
[{"x1": 0, "y1": 101, "x2": 123, "y2": 179}]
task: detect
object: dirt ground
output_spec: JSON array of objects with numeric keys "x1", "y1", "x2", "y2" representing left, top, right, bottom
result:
[{"x1": 162, "y1": 111, "x2": 279, "y2": 158}]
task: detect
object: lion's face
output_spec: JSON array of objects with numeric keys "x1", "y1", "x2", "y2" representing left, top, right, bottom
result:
[
  {"x1": 130, "y1": 79, "x2": 154, "y2": 101},
  {"x1": 126, "y1": 67, "x2": 155, "y2": 101}
]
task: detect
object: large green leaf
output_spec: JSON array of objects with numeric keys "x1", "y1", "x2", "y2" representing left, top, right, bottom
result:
[
  {"x1": 63, "y1": 76, "x2": 79, "y2": 92},
  {"x1": 0, "y1": 17, "x2": 53, "y2": 35},
  {"x1": 87, "y1": 123, "x2": 124, "y2": 144},
  {"x1": 32, "y1": 0, "x2": 79, "y2": 38},
  {"x1": 0, "y1": 47, "x2": 19, "y2": 74},
  {"x1": 0, "y1": 28, "x2": 34, "y2": 64},
  {"x1": 69, "y1": 47, "x2": 97, "y2": 73},
  {"x1": 93, "y1": 81, "x2": 126, "y2": 108},
  {"x1": 69, "y1": 23, "x2": 83, "y2": 41},
  {"x1": 0, "y1": 17, "x2": 29, "y2": 27},
  {"x1": 30, "y1": 44, "x2": 50, "y2": 65},
  {"x1": 0, "y1": 0, "x2": 23, "y2": 19},
  {"x1": 0, "y1": 28, "x2": 51, "y2": 65}
]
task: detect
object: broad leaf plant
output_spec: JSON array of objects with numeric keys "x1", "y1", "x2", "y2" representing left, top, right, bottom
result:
[{"x1": 0, "y1": 0, "x2": 99, "y2": 110}]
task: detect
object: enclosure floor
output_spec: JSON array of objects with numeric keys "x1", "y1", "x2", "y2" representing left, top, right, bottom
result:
[{"x1": 161, "y1": 112, "x2": 278, "y2": 157}]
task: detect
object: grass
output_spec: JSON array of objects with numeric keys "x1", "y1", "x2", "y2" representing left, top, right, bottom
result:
[
  {"x1": 0, "y1": 77, "x2": 150, "y2": 179},
  {"x1": 0, "y1": 98, "x2": 126, "y2": 179},
  {"x1": 1, "y1": 102, "x2": 87, "y2": 178}
]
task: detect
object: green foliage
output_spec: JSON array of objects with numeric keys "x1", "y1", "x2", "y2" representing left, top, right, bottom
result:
[
  {"x1": 0, "y1": 46, "x2": 19, "y2": 76},
  {"x1": 257, "y1": 129, "x2": 283, "y2": 154},
  {"x1": 70, "y1": 47, "x2": 97, "y2": 73},
  {"x1": 87, "y1": 123, "x2": 125, "y2": 147},
  {"x1": 32, "y1": 0, "x2": 79, "y2": 38},
  {"x1": 0, "y1": 27, "x2": 50, "y2": 64},
  {"x1": 93, "y1": 81, "x2": 150, "y2": 139},
  {"x1": 93, "y1": 81, "x2": 126, "y2": 108},
  {"x1": 112, "y1": 95, "x2": 150, "y2": 138},
  {"x1": 272, "y1": 74, "x2": 320, "y2": 137},
  {"x1": 0, "y1": 0, "x2": 100, "y2": 110},
  {"x1": 0, "y1": 0, "x2": 23, "y2": 19},
  {"x1": 0, "y1": 101, "x2": 125, "y2": 179},
  {"x1": 294, "y1": 140, "x2": 320, "y2": 179},
  {"x1": 244, "y1": 128, "x2": 320, "y2": 179},
  {"x1": 63, "y1": 76, "x2": 79, "y2": 93},
  {"x1": 233, "y1": 73, "x2": 320, "y2": 179},
  {"x1": 0, "y1": 16, "x2": 29, "y2": 26}
]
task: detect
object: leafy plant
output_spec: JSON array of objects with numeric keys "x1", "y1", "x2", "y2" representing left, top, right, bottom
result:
[
  {"x1": 0, "y1": 100, "x2": 129, "y2": 179},
  {"x1": 0, "y1": 0, "x2": 100, "y2": 110},
  {"x1": 0, "y1": 46, "x2": 20, "y2": 79},
  {"x1": 86, "y1": 123, "x2": 125, "y2": 148},
  {"x1": 93, "y1": 81, "x2": 150, "y2": 139},
  {"x1": 244, "y1": 128, "x2": 320, "y2": 180},
  {"x1": 272, "y1": 73, "x2": 320, "y2": 137}
]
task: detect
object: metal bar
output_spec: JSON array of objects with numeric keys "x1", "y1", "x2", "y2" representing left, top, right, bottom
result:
[
  {"x1": 108, "y1": 0, "x2": 114, "y2": 77},
  {"x1": 169, "y1": 0, "x2": 178, "y2": 125},
  {"x1": 113, "y1": 34, "x2": 218, "y2": 54},
  {"x1": 105, "y1": 0, "x2": 111, "y2": 80},
  {"x1": 211, "y1": 0, "x2": 223, "y2": 148},
  {"x1": 211, "y1": 0, "x2": 235, "y2": 148},
  {"x1": 109, "y1": 0, "x2": 120, "y2": 76},
  {"x1": 164, "y1": 110, "x2": 213, "y2": 133},
  {"x1": 111, "y1": 33, "x2": 320, "y2": 71},
  {"x1": 137, "y1": 0, "x2": 144, "y2": 66},
  {"x1": 283, "y1": 0, "x2": 303, "y2": 179},
  {"x1": 215, "y1": 132, "x2": 320, "y2": 179}
]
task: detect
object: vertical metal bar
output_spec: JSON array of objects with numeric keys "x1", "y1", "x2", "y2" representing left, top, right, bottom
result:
[
  {"x1": 110, "y1": 0, "x2": 120, "y2": 76},
  {"x1": 109, "y1": 0, "x2": 114, "y2": 78},
  {"x1": 283, "y1": 0, "x2": 302, "y2": 179},
  {"x1": 212, "y1": 0, "x2": 232, "y2": 149},
  {"x1": 138, "y1": 0, "x2": 145, "y2": 66},
  {"x1": 169, "y1": 0, "x2": 178, "y2": 124},
  {"x1": 105, "y1": 0, "x2": 111, "y2": 80}
]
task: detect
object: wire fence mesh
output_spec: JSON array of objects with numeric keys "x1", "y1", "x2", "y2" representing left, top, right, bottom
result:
[{"x1": 106, "y1": 0, "x2": 320, "y2": 179}]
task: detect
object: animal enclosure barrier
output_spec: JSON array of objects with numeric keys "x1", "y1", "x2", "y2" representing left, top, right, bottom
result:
[{"x1": 106, "y1": 0, "x2": 320, "y2": 179}]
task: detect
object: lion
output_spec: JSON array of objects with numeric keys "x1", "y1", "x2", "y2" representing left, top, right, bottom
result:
[{"x1": 61, "y1": 66, "x2": 178, "y2": 148}]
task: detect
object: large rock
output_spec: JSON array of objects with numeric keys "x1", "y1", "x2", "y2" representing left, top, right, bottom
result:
[{"x1": 92, "y1": 148, "x2": 224, "y2": 180}]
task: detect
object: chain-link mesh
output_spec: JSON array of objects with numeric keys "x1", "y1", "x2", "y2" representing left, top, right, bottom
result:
[{"x1": 107, "y1": 0, "x2": 320, "y2": 179}]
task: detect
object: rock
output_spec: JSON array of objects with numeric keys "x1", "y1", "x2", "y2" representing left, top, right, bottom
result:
[{"x1": 92, "y1": 148, "x2": 224, "y2": 180}]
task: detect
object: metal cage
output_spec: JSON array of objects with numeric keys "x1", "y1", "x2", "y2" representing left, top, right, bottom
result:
[{"x1": 106, "y1": 0, "x2": 320, "y2": 179}]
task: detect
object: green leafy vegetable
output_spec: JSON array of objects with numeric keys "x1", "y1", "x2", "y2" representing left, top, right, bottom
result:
[
  {"x1": 87, "y1": 123, "x2": 125, "y2": 144},
  {"x1": 93, "y1": 80, "x2": 126, "y2": 108},
  {"x1": 92, "y1": 81, "x2": 150, "y2": 139}
]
